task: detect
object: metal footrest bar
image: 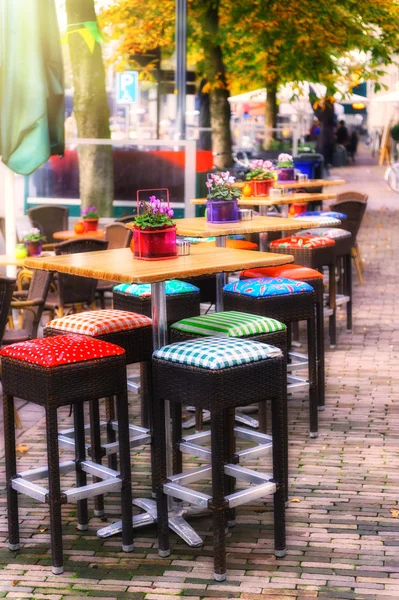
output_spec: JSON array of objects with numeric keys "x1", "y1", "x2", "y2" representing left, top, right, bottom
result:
[
  {"x1": 127, "y1": 374, "x2": 141, "y2": 394},
  {"x1": 58, "y1": 422, "x2": 151, "y2": 454},
  {"x1": 80, "y1": 460, "x2": 120, "y2": 480},
  {"x1": 12, "y1": 478, "x2": 48, "y2": 502},
  {"x1": 287, "y1": 351, "x2": 308, "y2": 372},
  {"x1": 179, "y1": 441, "x2": 212, "y2": 460},
  {"x1": 287, "y1": 374, "x2": 309, "y2": 393},
  {"x1": 225, "y1": 482, "x2": 276, "y2": 507},
  {"x1": 335, "y1": 294, "x2": 350, "y2": 307},
  {"x1": 180, "y1": 427, "x2": 273, "y2": 462},
  {"x1": 168, "y1": 465, "x2": 212, "y2": 485},
  {"x1": 163, "y1": 482, "x2": 211, "y2": 508},
  {"x1": 64, "y1": 478, "x2": 122, "y2": 502},
  {"x1": 17, "y1": 460, "x2": 75, "y2": 481}
]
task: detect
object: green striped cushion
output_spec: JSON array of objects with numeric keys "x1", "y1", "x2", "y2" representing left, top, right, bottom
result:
[
  {"x1": 153, "y1": 337, "x2": 282, "y2": 370},
  {"x1": 171, "y1": 311, "x2": 286, "y2": 338}
]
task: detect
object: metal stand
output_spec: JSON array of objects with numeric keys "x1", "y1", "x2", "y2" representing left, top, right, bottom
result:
[{"x1": 215, "y1": 236, "x2": 227, "y2": 311}]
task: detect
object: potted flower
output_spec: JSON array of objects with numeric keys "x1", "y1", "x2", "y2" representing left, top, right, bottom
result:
[
  {"x1": 205, "y1": 172, "x2": 241, "y2": 223},
  {"x1": 129, "y1": 195, "x2": 177, "y2": 260},
  {"x1": 81, "y1": 205, "x2": 99, "y2": 231},
  {"x1": 277, "y1": 153, "x2": 295, "y2": 181},
  {"x1": 22, "y1": 228, "x2": 46, "y2": 257},
  {"x1": 245, "y1": 159, "x2": 276, "y2": 196}
]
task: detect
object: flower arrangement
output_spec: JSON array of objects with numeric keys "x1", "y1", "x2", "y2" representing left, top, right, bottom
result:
[
  {"x1": 22, "y1": 227, "x2": 46, "y2": 243},
  {"x1": 206, "y1": 172, "x2": 242, "y2": 201},
  {"x1": 245, "y1": 159, "x2": 276, "y2": 181},
  {"x1": 134, "y1": 195, "x2": 174, "y2": 230},
  {"x1": 277, "y1": 153, "x2": 294, "y2": 168},
  {"x1": 81, "y1": 205, "x2": 99, "y2": 219}
]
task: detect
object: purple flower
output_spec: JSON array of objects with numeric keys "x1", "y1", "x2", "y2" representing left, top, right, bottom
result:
[{"x1": 168, "y1": 209, "x2": 174, "y2": 217}]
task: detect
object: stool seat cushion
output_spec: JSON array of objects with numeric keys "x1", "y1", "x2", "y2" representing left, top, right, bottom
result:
[
  {"x1": 113, "y1": 280, "x2": 199, "y2": 297},
  {"x1": 171, "y1": 311, "x2": 286, "y2": 338},
  {"x1": 154, "y1": 337, "x2": 282, "y2": 370},
  {"x1": 224, "y1": 277, "x2": 313, "y2": 297},
  {"x1": 0, "y1": 334, "x2": 125, "y2": 367},
  {"x1": 296, "y1": 228, "x2": 351, "y2": 240},
  {"x1": 270, "y1": 235, "x2": 335, "y2": 249},
  {"x1": 46, "y1": 309, "x2": 152, "y2": 336},
  {"x1": 292, "y1": 215, "x2": 341, "y2": 226},
  {"x1": 298, "y1": 210, "x2": 347, "y2": 219},
  {"x1": 241, "y1": 265, "x2": 324, "y2": 281}
]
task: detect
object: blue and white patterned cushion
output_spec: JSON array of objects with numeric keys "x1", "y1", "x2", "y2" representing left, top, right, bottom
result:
[
  {"x1": 153, "y1": 337, "x2": 282, "y2": 370},
  {"x1": 298, "y1": 211, "x2": 347, "y2": 219},
  {"x1": 224, "y1": 277, "x2": 313, "y2": 298},
  {"x1": 113, "y1": 280, "x2": 199, "y2": 297},
  {"x1": 293, "y1": 215, "x2": 341, "y2": 226},
  {"x1": 296, "y1": 228, "x2": 351, "y2": 240}
]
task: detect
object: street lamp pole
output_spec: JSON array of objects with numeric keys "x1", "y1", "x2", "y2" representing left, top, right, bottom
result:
[{"x1": 175, "y1": 0, "x2": 187, "y2": 139}]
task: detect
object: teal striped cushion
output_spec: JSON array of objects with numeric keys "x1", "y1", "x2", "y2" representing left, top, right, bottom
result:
[
  {"x1": 153, "y1": 337, "x2": 282, "y2": 370},
  {"x1": 113, "y1": 280, "x2": 199, "y2": 297},
  {"x1": 171, "y1": 311, "x2": 286, "y2": 338}
]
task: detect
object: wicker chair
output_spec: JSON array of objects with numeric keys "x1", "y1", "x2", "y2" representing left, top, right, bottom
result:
[
  {"x1": 46, "y1": 238, "x2": 108, "y2": 317},
  {"x1": 115, "y1": 214, "x2": 136, "y2": 224},
  {"x1": 330, "y1": 191, "x2": 368, "y2": 284},
  {"x1": 96, "y1": 223, "x2": 133, "y2": 308},
  {"x1": 27, "y1": 205, "x2": 69, "y2": 248}
]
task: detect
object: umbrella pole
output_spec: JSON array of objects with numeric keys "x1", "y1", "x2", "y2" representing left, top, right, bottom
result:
[{"x1": 1, "y1": 164, "x2": 17, "y2": 278}]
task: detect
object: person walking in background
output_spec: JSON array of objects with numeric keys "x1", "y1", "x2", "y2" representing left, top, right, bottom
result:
[
  {"x1": 347, "y1": 128, "x2": 359, "y2": 162},
  {"x1": 336, "y1": 120, "x2": 349, "y2": 147}
]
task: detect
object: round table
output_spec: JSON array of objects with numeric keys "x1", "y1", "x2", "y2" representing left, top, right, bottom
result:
[{"x1": 53, "y1": 229, "x2": 105, "y2": 241}]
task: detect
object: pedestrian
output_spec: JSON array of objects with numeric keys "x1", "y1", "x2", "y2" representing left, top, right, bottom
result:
[{"x1": 336, "y1": 120, "x2": 349, "y2": 147}]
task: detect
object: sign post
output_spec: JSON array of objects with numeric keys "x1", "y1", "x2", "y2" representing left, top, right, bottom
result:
[{"x1": 116, "y1": 71, "x2": 139, "y2": 105}]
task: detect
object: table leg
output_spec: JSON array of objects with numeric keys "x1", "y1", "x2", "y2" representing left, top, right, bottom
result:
[
  {"x1": 216, "y1": 236, "x2": 227, "y2": 312},
  {"x1": 258, "y1": 206, "x2": 269, "y2": 251}
]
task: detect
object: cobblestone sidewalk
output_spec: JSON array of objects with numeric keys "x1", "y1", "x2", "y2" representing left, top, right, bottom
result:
[{"x1": 0, "y1": 204, "x2": 398, "y2": 600}]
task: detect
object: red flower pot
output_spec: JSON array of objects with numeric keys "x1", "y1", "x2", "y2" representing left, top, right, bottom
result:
[
  {"x1": 83, "y1": 218, "x2": 99, "y2": 232},
  {"x1": 132, "y1": 225, "x2": 178, "y2": 260},
  {"x1": 251, "y1": 179, "x2": 275, "y2": 196},
  {"x1": 24, "y1": 241, "x2": 43, "y2": 257}
]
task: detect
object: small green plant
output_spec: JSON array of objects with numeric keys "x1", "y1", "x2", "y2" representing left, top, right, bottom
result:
[
  {"x1": 277, "y1": 152, "x2": 294, "y2": 168},
  {"x1": 81, "y1": 205, "x2": 99, "y2": 219},
  {"x1": 134, "y1": 196, "x2": 174, "y2": 230},
  {"x1": 245, "y1": 159, "x2": 276, "y2": 181},
  {"x1": 206, "y1": 172, "x2": 242, "y2": 200},
  {"x1": 22, "y1": 228, "x2": 46, "y2": 243}
]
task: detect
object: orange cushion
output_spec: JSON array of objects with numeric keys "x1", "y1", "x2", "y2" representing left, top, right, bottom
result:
[
  {"x1": 206, "y1": 240, "x2": 258, "y2": 250},
  {"x1": 241, "y1": 264, "x2": 323, "y2": 281},
  {"x1": 0, "y1": 334, "x2": 125, "y2": 368},
  {"x1": 270, "y1": 235, "x2": 335, "y2": 249},
  {"x1": 46, "y1": 309, "x2": 152, "y2": 336}
]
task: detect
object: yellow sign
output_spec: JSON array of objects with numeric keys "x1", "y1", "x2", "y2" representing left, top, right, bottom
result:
[{"x1": 352, "y1": 103, "x2": 365, "y2": 110}]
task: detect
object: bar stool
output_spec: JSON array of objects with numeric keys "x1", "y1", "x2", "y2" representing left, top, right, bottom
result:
[
  {"x1": 223, "y1": 277, "x2": 319, "y2": 437},
  {"x1": 296, "y1": 228, "x2": 353, "y2": 331},
  {"x1": 269, "y1": 236, "x2": 337, "y2": 348},
  {"x1": 1, "y1": 334, "x2": 133, "y2": 574},
  {"x1": 44, "y1": 309, "x2": 154, "y2": 515},
  {"x1": 240, "y1": 266, "x2": 325, "y2": 410},
  {"x1": 152, "y1": 337, "x2": 286, "y2": 581},
  {"x1": 113, "y1": 280, "x2": 200, "y2": 327}
]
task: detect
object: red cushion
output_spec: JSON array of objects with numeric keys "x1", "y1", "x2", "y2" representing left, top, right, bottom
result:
[
  {"x1": 270, "y1": 235, "x2": 335, "y2": 249},
  {"x1": 241, "y1": 264, "x2": 324, "y2": 281},
  {"x1": 0, "y1": 334, "x2": 125, "y2": 368}
]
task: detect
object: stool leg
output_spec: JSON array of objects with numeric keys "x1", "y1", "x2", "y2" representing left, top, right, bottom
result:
[
  {"x1": 328, "y1": 263, "x2": 337, "y2": 348},
  {"x1": 89, "y1": 399, "x2": 105, "y2": 517},
  {"x1": 105, "y1": 396, "x2": 117, "y2": 471},
  {"x1": 4, "y1": 393, "x2": 20, "y2": 551},
  {"x1": 307, "y1": 317, "x2": 318, "y2": 438},
  {"x1": 45, "y1": 405, "x2": 64, "y2": 575},
  {"x1": 140, "y1": 362, "x2": 151, "y2": 429},
  {"x1": 258, "y1": 400, "x2": 268, "y2": 433},
  {"x1": 171, "y1": 402, "x2": 183, "y2": 477},
  {"x1": 270, "y1": 368, "x2": 286, "y2": 559},
  {"x1": 195, "y1": 407, "x2": 204, "y2": 432},
  {"x1": 74, "y1": 404, "x2": 88, "y2": 530},
  {"x1": 281, "y1": 357, "x2": 289, "y2": 503},
  {"x1": 346, "y1": 252, "x2": 352, "y2": 331},
  {"x1": 223, "y1": 407, "x2": 236, "y2": 527},
  {"x1": 154, "y1": 396, "x2": 170, "y2": 558},
  {"x1": 210, "y1": 410, "x2": 228, "y2": 581},
  {"x1": 316, "y1": 291, "x2": 326, "y2": 411},
  {"x1": 116, "y1": 388, "x2": 134, "y2": 552}
]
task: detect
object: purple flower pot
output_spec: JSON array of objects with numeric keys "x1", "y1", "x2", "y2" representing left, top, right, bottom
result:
[
  {"x1": 277, "y1": 167, "x2": 295, "y2": 181},
  {"x1": 206, "y1": 199, "x2": 239, "y2": 223}
]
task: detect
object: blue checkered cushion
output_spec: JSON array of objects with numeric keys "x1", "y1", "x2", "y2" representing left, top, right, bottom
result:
[
  {"x1": 113, "y1": 280, "x2": 199, "y2": 297},
  {"x1": 224, "y1": 277, "x2": 313, "y2": 297},
  {"x1": 153, "y1": 337, "x2": 282, "y2": 370}
]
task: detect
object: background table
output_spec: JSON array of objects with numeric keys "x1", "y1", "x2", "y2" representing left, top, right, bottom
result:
[{"x1": 53, "y1": 229, "x2": 105, "y2": 241}]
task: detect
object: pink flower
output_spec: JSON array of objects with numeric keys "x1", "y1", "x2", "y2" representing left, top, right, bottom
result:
[{"x1": 168, "y1": 209, "x2": 174, "y2": 217}]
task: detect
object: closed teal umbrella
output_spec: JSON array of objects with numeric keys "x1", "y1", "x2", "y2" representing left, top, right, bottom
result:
[{"x1": 0, "y1": 0, "x2": 65, "y2": 175}]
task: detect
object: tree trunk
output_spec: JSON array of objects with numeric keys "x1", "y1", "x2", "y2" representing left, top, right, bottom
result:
[
  {"x1": 264, "y1": 84, "x2": 278, "y2": 150},
  {"x1": 199, "y1": 2, "x2": 232, "y2": 169},
  {"x1": 66, "y1": 0, "x2": 113, "y2": 216}
]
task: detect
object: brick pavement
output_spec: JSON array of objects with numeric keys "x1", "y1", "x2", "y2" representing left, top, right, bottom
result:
[{"x1": 0, "y1": 165, "x2": 399, "y2": 599}]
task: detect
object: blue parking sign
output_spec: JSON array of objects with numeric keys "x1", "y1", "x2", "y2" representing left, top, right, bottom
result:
[{"x1": 116, "y1": 71, "x2": 139, "y2": 104}]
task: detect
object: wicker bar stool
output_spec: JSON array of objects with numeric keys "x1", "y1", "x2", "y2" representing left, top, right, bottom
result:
[
  {"x1": 240, "y1": 266, "x2": 325, "y2": 410},
  {"x1": 44, "y1": 309, "x2": 153, "y2": 515},
  {"x1": 269, "y1": 236, "x2": 337, "y2": 348},
  {"x1": 152, "y1": 337, "x2": 286, "y2": 581},
  {"x1": 223, "y1": 277, "x2": 319, "y2": 437},
  {"x1": 1, "y1": 335, "x2": 133, "y2": 575},
  {"x1": 296, "y1": 228, "x2": 353, "y2": 331}
]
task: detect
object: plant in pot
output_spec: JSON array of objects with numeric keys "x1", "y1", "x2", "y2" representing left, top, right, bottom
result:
[
  {"x1": 276, "y1": 153, "x2": 295, "y2": 181},
  {"x1": 130, "y1": 195, "x2": 177, "y2": 260},
  {"x1": 81, "y1": 205, "x2": 99, "y2": 231},
  {"x1": 22, "y1": 228, "x2": 46, "y2": 257},
  {"x1": 205, "y1": 172, "x2": 242, "y2": 223},
  {"x1": 245, "y1": 159, "x2": 276, "y2": 196}
]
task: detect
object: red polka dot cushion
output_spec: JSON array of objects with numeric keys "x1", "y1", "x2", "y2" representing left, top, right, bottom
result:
[
  {"x1": 46, "y1": 309, "x2": 152, "y2": 336},
  {"x1": 270, "y1": 235, "x2": 335, "y2": 249},
  {"x1": 0, "y1": 334, "x2": 125, "y2": 368}
]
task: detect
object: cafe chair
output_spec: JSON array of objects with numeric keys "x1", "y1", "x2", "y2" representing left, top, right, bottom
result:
[
  {"x1": 27, "y1": 205, "x2": 69, "y2": 249},
  {"x1": 96, "y1": 224, "x2": 133, "y2": 308}
]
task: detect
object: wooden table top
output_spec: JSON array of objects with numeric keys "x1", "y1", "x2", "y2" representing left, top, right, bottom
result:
[
  {"x1": 173, "y1": 216, "x2": 318, "y2": 238},
  {"x1": 25, "y1": 245, "x2": 294, "y2": 285},
  {"x1": 0, "y1": 252, "x2": 54, "y2": 268},
  {"x1": 191, "y1": 191, "x2": 337, "y2": 207},
  {"x1": 53, "y1": 229, "x2": 105, "y2": 241},
  {"x1": 235, "y1": 178, "x2": 345, "y2": 190}
]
